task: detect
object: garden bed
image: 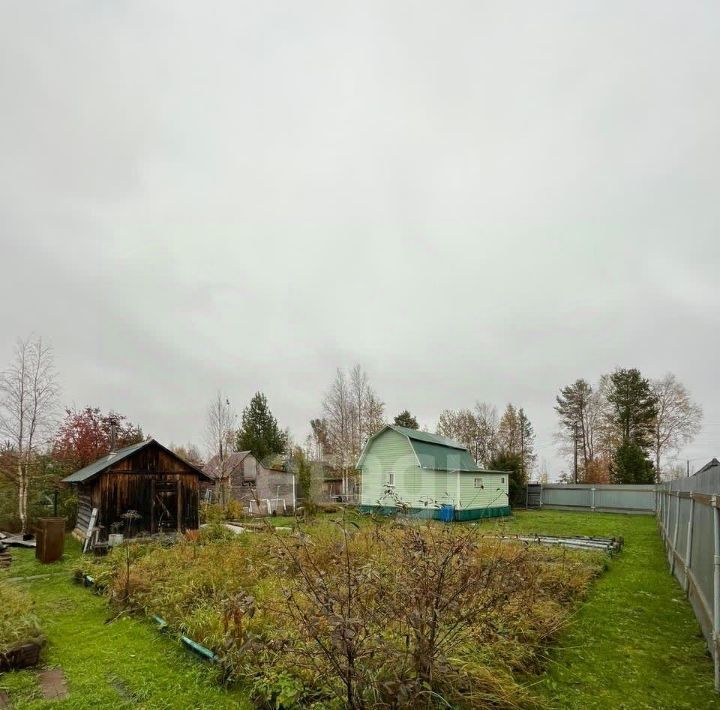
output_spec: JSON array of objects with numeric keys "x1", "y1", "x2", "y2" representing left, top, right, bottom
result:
[{"x1": 76, "y1": 517, "x2": 607, "y2": 708}]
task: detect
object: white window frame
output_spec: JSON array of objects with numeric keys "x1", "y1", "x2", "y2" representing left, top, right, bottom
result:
[
  {"x1": 387, "y1": 471, "x2": 395, "y2": 487},
  {"x1": 474, "y1": 477, "x2": 484, "y2": 489}
]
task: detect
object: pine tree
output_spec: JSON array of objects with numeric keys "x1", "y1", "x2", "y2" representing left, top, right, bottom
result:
[
  {"x1": 237, "y1": 392, "x2": 287, "y2": 464},
  {"x1": 554, "y1": 379, "x2": 600, "y2": 479},
  {"x1": 393, "y1": 410, "x2": 419, "y2": 429}
]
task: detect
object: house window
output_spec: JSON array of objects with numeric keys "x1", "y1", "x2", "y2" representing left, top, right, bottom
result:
[
  {"x1": 474, "y1": 477, "x2": 484, "y2": 489},
  {"x1": 387, "y1": 472, "x2": 395, "y2": 486},
  {"x1": 501, "y1": 477, "x2": 505, "y2": 484}
]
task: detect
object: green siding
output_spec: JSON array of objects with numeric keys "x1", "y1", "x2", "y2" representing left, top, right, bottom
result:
[
  {"x1": 360, "y1": 429, "x2": 509, "y2": 512},
  {"x1": 456, "y1": 471, "x2": 510, "y2": 510},
  {"x1": 360, "y1": 428, "x2": 420, "y2": 507}
]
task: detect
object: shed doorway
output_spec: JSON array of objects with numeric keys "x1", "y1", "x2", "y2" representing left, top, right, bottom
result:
[{"x1": 152, "y1": 479, "x2": 180, "y2": 533}]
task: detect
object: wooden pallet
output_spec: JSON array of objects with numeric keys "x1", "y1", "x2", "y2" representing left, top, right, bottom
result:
[{"x1": 0, "y1": 642, "x2": 42, "y2": 671}]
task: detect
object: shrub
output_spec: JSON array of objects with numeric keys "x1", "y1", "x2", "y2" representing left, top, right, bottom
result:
[
  {"x1": 200, "y1": 500, "x2": 246, "y2": 525},
  {"x1": 82, "y1": 519, "x2": 605, "y2": 709}
]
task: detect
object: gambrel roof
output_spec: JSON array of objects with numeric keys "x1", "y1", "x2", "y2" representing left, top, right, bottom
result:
[{"x1": 357, "y1": 425, "x2": 481, "y2": 472}]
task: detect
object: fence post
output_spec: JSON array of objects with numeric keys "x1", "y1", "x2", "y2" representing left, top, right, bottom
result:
[
  {"x1": 670, "y1": 493, "x2": 681, "y2": 574},
  {"x1": 685, "y1": 493, "x2": 695, "y2": 595},
  {"x1": 591, "y1": 487, "x2": 596, "y2": 511},
  {"x1": 713, "y1": 495, "x2": 720, "y2": 692},
  {"x1": 656, "y1": 485, "x2": 661, "y2": 520}
]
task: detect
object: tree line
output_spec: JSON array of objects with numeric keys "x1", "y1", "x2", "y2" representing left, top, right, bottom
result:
[
  {"x1": 555, "y1": 369, "x2": 702, "y2": 484},
  {"x1": 0, "y1": 334, "x2": 706, "y2": 534},
  {"x1": 306, "y1": 366, "x2": 538, "y2": 503}
]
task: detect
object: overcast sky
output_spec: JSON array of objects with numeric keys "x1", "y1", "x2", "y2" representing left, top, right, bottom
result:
[{"x1": 1, "y1": 2, "x2": 719, "y2": 477}]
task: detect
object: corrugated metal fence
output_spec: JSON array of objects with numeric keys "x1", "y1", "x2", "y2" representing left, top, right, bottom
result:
[
  {"x1": 537, "y1": 483, "x2": 657, "y2": 513},
  {"x1": 658, "y1": 469, "x2": 720, "y2": 690}
]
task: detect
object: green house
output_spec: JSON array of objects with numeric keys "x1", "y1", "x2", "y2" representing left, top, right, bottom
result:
[{"x1": 356, "y1": 425, "x2": 510, "y2": 521}]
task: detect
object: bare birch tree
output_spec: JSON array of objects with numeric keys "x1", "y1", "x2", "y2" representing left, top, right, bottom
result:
[
  {"x1": 321, "y1": 365, "x2": 384, "y2": 497},
  {"x1": 650, "y1": 373, "x2": 703, "y2": 482},
  {"x1": 0, "y1": 336, "x2": 59, "y2": 534},
  {"x1": 436, "y1": 403, "x2": 499, "y2": 468},
  {"x1": 473, "y1": 402, "x2": 499, "y2": 467},
  {"x1": 323, "y1": 369, "x2": 352, "y2": 472},
  {"x1": 205, "y1": 391, "x2": 237, "y2": 504},
  {"x1": 349, "y1": 364, "x2": 368, "y2": 463}
]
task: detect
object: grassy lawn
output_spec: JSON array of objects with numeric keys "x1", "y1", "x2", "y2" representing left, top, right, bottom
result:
[
  {"x1": 1, "y1": 511, "x2": 717, "y2": 708},
  {"x1": 0, "y1": 539, "x2": 250, "y2": 710},
  {"x1": 490, "y1": 510, "x2": 719, "y2": 709}
]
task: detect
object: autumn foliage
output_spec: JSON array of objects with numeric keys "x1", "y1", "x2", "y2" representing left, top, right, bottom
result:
[{"x1": 52, "y1": 407, "x2": 143, "y2": 472}]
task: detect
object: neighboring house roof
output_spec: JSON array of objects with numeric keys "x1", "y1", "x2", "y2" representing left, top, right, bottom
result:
[
  {"x1": 357, "y1": 425, "x2": 481, "y2": 472},
  {"x1": 203, "y1": 451, "x2": 252, "y2": 480},
  {"x1": 63, "y1": 438, "x2": 212, "y2": 484},
  {"x1": 694, "y1": 458, "x2": 720, "y2": 476}
]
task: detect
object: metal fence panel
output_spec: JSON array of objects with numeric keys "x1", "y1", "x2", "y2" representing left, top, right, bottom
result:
[
  {"x1": 659, "y1": 469, "x2": 720, "y2": 691},
  {"x1": 539, "y1": 484, "x2": 656, "y2": 513}
]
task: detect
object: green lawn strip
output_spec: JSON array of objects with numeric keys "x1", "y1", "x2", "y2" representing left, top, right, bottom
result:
[
  {"x1": 2, "y1": 545, "x2": 251, "y2": 710},
  {"x1": 1, "y1": 536, "x2": 82, "y2": 579},
  {"x1": 492, "y1": 511, "x2": 718, "y2": 709}
]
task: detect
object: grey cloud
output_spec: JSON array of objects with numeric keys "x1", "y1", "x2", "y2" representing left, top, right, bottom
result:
[{"x1": 1, "y1": 1, "x2": 719, "y2": 474}]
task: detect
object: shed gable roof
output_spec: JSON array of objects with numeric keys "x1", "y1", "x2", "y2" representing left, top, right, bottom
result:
[
  {"x1": 357, "y1": 425, "x2": 480, "y2": 472},
  {"x1": 62, "y1": 438, "x2": 211, "y2": 484}
]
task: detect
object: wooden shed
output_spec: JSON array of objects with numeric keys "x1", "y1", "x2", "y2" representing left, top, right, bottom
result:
[{"x1": 63, "y1": 439, "x2": 212, "y2": 538}]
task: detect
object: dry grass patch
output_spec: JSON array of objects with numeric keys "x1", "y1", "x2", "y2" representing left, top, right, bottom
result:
[{"x1": 77, "y1": 519, "x2": 605, "y2": 708}]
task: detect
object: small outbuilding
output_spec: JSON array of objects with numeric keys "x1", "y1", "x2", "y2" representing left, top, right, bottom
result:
[
  {"x1": 357, "y1": 425, "x2": 510, "y2": 521},
  {"x1": 203, "y1": 451, "x2": 296, "y2": 514},
  {"x1": 63, "y1": 438, "x2": 212, "y2": 538}
]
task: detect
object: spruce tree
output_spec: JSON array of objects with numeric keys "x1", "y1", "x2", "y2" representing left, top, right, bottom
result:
[
  {"x1": 611, "y1": 441, "x2": 655, "y2": 484},
  {"x1": 237, "y1": 392, "x2": 287, "y2": 464},
  {"x1": 488, "y1": 451, "x2": 525, "y2": 506},
  {"x1": 606, "y1": 368, "x2": 658, "y2": 449}
]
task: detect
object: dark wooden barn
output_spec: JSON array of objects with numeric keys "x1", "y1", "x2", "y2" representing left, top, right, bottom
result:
[{"x1": 63, "y1": 439, "x2": 212, "y2": 539}]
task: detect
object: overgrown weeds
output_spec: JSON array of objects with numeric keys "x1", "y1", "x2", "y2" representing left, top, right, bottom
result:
[
  {"x1": 76, "y1": 518, "x2": 605, "y2": 708},
  {"x1": 0, "y1": 582, "x2": 43, "y2": 654}
]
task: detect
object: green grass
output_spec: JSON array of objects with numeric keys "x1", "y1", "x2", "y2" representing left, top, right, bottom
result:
[
  {"x1": 488, "y1": 510, "x2": 719, "y2": 709},
  {"x1": 0, "y1": 538, "x2": 250, "y2": 709},
  {"x1": 2, "y1": 513, "x2": 718, "y2": 709},
  {"x1": 4, "y1": 537, "x2": 82, "y2": 579}
]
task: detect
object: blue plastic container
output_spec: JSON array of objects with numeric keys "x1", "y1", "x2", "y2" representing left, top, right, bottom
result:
[{"x1": 439, "y1": 504, "x2": 455, "y2": 523}]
